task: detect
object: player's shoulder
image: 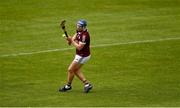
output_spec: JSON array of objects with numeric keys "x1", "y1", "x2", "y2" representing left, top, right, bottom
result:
[{"x1": 83, "y1": 29, "x2": 90, "y2": 36}]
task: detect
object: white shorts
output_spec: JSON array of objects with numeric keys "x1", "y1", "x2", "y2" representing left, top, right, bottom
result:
[{"x1": 73, "y1": 55, "x2": 91, "y2": 64}]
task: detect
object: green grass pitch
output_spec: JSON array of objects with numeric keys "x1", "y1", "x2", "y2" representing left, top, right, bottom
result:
[{"x1": 0, "y1": 0, "x2": 180, "y2": 107}]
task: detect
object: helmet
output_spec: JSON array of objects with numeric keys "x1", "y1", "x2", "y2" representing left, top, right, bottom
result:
[{"x1": 77, "y1": 19, "x2": 87, "y2": 27}]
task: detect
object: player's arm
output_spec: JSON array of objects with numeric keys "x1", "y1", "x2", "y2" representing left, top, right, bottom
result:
[
  {"x1": 66, "y1": 36, "x2": 72, "y2": 45},
  {"x1": 65, "y1": 33, "x2": 76, "y2": 45},
  {"x1": 72, "y1": 33, "x2": 77, "y2": 42},
  {"x1": 71, "y1": 35, "x2": 86, "y2": 51},
  {"x1": 72, "y1": 41, "x2": 85, "y2": 51}
]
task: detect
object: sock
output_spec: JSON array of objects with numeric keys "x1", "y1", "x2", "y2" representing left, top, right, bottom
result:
[
  {"x1": 67, "y1": 82, "x2": 71, "y2": 86},
  {"x1": 83, "y1": 80, "x2": 89, "y2": 85}
]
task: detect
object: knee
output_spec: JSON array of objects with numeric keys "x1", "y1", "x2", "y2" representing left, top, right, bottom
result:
[
  {"x1": 68, "y1": 68, "x2": 74, "y2": 73},
  {"x1": 68, "y1": 67, "x2": 78, "y2": 74}
]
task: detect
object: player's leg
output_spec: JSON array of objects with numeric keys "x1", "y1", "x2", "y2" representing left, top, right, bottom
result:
[
  {"x1": 59, "y1": 55, "x2": 92, "y2": 92},
  {"x1": 66, "y1": 61, "x2": 87, "y2": 84},
  {"x1": 59, "y1": 61, "x2": 77, "y2": 92},
  {"x1": 67, "y1": 61, "x2": 77, "y2": 85},
  {"x1": 65, "y1": 60, "x2": 93, "y2": 93},
  {"x1": 71, "y1": 55, "x2": 89, "y2": 84},
  {"x1": 74, "y1": 68, "x2": 87, "y2": 83},
  {"x1": 75, "y1": 68, "x2": 93, "y2": 93},
  {"x1": 73, "y1": 55, "x2": 92, "y2": 93}
]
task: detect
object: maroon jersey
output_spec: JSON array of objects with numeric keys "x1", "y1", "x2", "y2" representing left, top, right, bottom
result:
[{"x1": 75, "y1": 29, "x2": 90, "y2": 57}]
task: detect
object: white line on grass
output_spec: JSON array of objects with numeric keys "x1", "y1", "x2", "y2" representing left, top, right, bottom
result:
[{"x1": 0, "y1": 37, "x2": 180, "y2": 57}]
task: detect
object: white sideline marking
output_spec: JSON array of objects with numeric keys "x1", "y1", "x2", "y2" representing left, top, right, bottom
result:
[
  {"x1": 91, "y1": 37, "x2": 180, "y2": 48},
  {"x1": 0, "y1": 37, "x2": 180, "y2": 57}
]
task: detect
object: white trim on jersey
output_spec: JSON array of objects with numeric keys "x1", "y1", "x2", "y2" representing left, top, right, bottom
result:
[{"x1": 79, "y1": 41, "x2": 86, "y2": 45}]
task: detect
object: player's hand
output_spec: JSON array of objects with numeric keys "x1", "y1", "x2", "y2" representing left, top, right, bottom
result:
[
  {"x1": 66, "y1": 37, "x2": 71, "y2": 41},
  {"x1": 66, "y1": 37, "x2": 72, "y2": 45},
  {"x1": 72, "y1": 35, "x2": 76, "y2": 41}
]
